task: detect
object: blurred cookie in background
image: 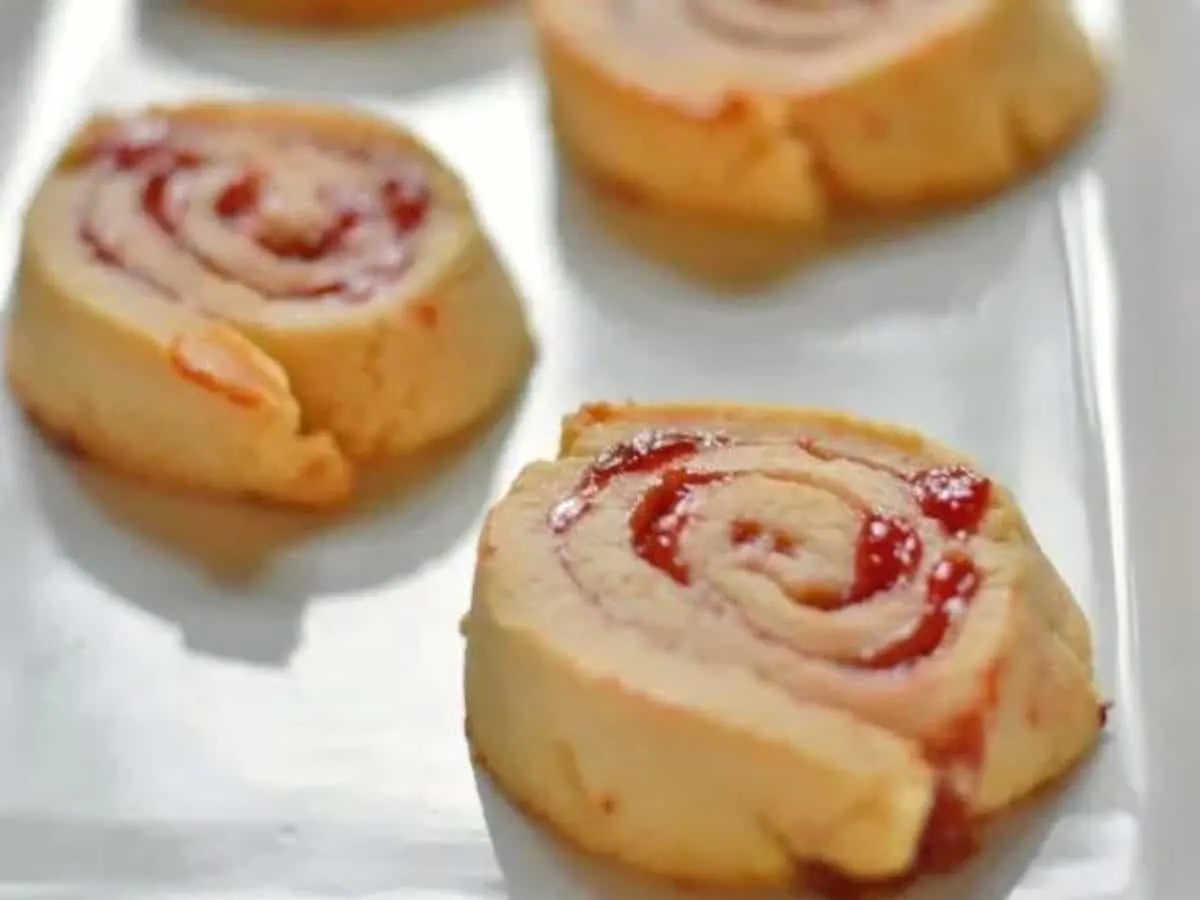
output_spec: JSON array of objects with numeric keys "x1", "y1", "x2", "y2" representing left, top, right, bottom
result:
[{"x1": 191, "y1": 0, "x2": 494, "y2": 30}]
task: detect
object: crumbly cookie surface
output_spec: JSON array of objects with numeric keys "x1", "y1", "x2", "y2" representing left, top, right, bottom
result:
[
  {"x1": 465, "y1": 402, "x2": 1102, "y2": 890},
  {"x1": 6, "y1": 102, "x2": 534, "y2": 506},
  {"x1": 535, "y1": 0, "x2": 1104, "y2": 227}
]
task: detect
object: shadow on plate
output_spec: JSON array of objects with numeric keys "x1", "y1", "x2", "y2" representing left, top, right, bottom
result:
[
  {"x1": 548, "y1": 147, "x2": 1040, "y2": 408},
  {"x1": 0, "y1": 814, "x2": 506, "y2": 897},
  {"x1": 15, "y1": 387, "x2": 527, "y2": 667},
  {"x1": 551, "y1": 114, "x2": 1106, "y2": 316},
  {"x1": 477, "y1": 763, "x2": 1085, "y2": 900},
  {"x1": 134, "y1": 0, "x2": 529, "y2": 101}
]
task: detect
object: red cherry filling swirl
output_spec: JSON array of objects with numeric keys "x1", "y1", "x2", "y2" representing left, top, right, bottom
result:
[
  {"x1": 551, "y1": 430, "x2": 991, "y2": 671},
  {"x1": 548, "y1": 429, "x2": 998, "y2": 891},
  {"x1": 74, "y1": 118, "x2": 432, "y2": 303}
]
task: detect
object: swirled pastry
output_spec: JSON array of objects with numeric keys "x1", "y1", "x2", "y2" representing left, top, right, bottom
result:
[
  {"x1": 534, "y1": 0, "x2": 1104, "y2": 227},
  {"x1": 464, "y1": 402, "x2": 1103, "y2": 891},
  {"x1": 5, "y1": 102, "x2": 534, "y2": 506},
  {"x1": 192, "y1": 0, "x2": 482, "y2": 29}
]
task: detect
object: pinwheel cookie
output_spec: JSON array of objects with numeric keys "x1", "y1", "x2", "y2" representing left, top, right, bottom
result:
[
  {"x1": 464, "y1": 402, "x2": 1103, "y2": 892},
  {"x1": 534, "y1": 0, "x2": 1104, "y2": 226},
  {"x1": 5, "y1": 102, "x2": 534, "y2": 506},
  {"x1": 192, "y1": 0, "x2": 483, "y2": 29}
]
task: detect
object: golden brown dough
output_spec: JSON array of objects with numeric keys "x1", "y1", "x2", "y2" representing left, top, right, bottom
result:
[
  {"x1": 533, "y1": 0, "x2": 1103, "y2": 228},
  {"x1": 6, "y1": 101, "x2": 535, "y2": 506},
  {"x1": 465, "y1": 402, "x2": 1102, "y2": 892}
]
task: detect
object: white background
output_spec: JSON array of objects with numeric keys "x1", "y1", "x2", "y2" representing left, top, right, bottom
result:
[{"x1": 0, "y1": 0, "x2": 1175, "y2": 897}]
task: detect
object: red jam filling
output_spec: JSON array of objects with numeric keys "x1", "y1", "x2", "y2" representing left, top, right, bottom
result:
[
  {"x1": 799, "y1": 441, "x2": 993, "y2": 537},
  {"x1": 557, "y1": 434, "x2": 993, "y2": 671},
  {"x1": 630, "y1": 470, "x2": 727, "y2": 584},
  {"x1": 85, "y1": 136, "x2": 200, "y2": 243},
  {"x1": 806, "y1": 783, "x2": 978, "y2": 899},
  {"x1": 87, "y1": 135, "x2": 203, "y2": 173},
  {"x1": 549, "y1": 430, "x2": 726, "y2": 532},
  {"x1": 927, "y1": 554, "x2": 983, "y2": 607},
  {"x1": 909, "y1": 465, "x2": 992, "y2": 535},
  {"x1": 847, "y1": 513, "x2": 923, "y2": 604},
  {"x1": 856, "y1": 554, "x2": 981, "y2": 670},
  {"x1": 214, "y1": 172, "x2": 261, "y2": 219},
  {"x1": 382, "y1": 175, "x2": 431, "y2": 231},
  {"x1": 78, "y1": 129, "x2": 432, "y2": 301},
  {"x1": 915, "y1": 783, "x2": 979, "y2": 872},
  {"x1": 551, "y1": 435, "x2": 1026, "y2": 895},
  {"x1": 142, "y1": 171, "x2": 177, "y2": 234},
  {"x1": 550, "y1": 433, "x2": 1013, "y2": 895}
]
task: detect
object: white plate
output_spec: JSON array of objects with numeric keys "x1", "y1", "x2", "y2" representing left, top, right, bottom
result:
[{"x1": 0, "y1": 0, "x2": 1161, "y2": 897}]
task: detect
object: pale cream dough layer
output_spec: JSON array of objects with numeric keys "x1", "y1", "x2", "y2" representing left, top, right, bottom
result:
[
  {"x1": 464, "y1": 401, "x2": 1102, "y2": 890},
  {"x1": 534, "y1": 0, "x2": 1104, "y2": 226},
  {"x1": 5, "y1": 102, "x2": 535, "y2": 506}
]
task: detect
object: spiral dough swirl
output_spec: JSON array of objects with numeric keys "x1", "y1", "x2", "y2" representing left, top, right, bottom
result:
[
  {"x1": 70, "y1": 115, "x2": 431, "y2": 305},
  {"x1": 465, "y1": 407, "x2": 1104, "y2": 889},
  {"x1": 7, "y1": 103, "x2": 536, "y2": 505},
  {"x1": 549, "y1": 429, "x2": 995, "y2": 696}
]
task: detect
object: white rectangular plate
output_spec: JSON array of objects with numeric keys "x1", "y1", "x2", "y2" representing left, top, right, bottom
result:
[{"x1": 0, "y1": 0, "x2": 1168, "y2": 897}]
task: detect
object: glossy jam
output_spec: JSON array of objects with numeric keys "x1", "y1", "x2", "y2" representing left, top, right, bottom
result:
[
  {"x1": 556, "y1": 433, "x2": 991, "y2": 673},
  {"x1": 927, "y1": 554, "x2": 982, "y2": 605},
  {"x1": 857, "y1": 554, "x2": 981, "y2": 669},
  {"x1": 142, "y1": 172, "x2": 176, "y2": 234},
  {"x1": 81, "y1": 130, "x2": 432, "y2": 301},
  {"x1": 909, "y1": 466, "x2": 992, "y2": 535},
  {"x1": 805, "y1": 783, "x2": 977, "y2": 899},
  {"x1": 214, "y1": 172, "x2": 261, "y2": 218},
  {"x1": 630, "y1": 470, "x2": 727, "y2": 584},
  {"x1": 86, "y1": 137, "x2": 201, "y2": 237},
  {"x1": 549, "y1": 430, "x2": 725, "y2": 532},
  {"x1": 106, "y1": 140, "x2": 170, "y2": 170},
  {"x1": 549, "y1": 432, "x2": 997, "y2": 897},
  {"x1": 382, "y1": 175, "x2": 432, "y2": 231},
  {"x1": 848, "y1": 513, "x2": 923, "y2": 604},
  {"x1": 88, "y1": 135, "x2": 203, "y2": 174},
  {"x1": 913, "y1": 783, "x2": 979, "y2": 872},
  {"x1": 800, "y1": 441, "x2": 992, "y2": 537}
]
